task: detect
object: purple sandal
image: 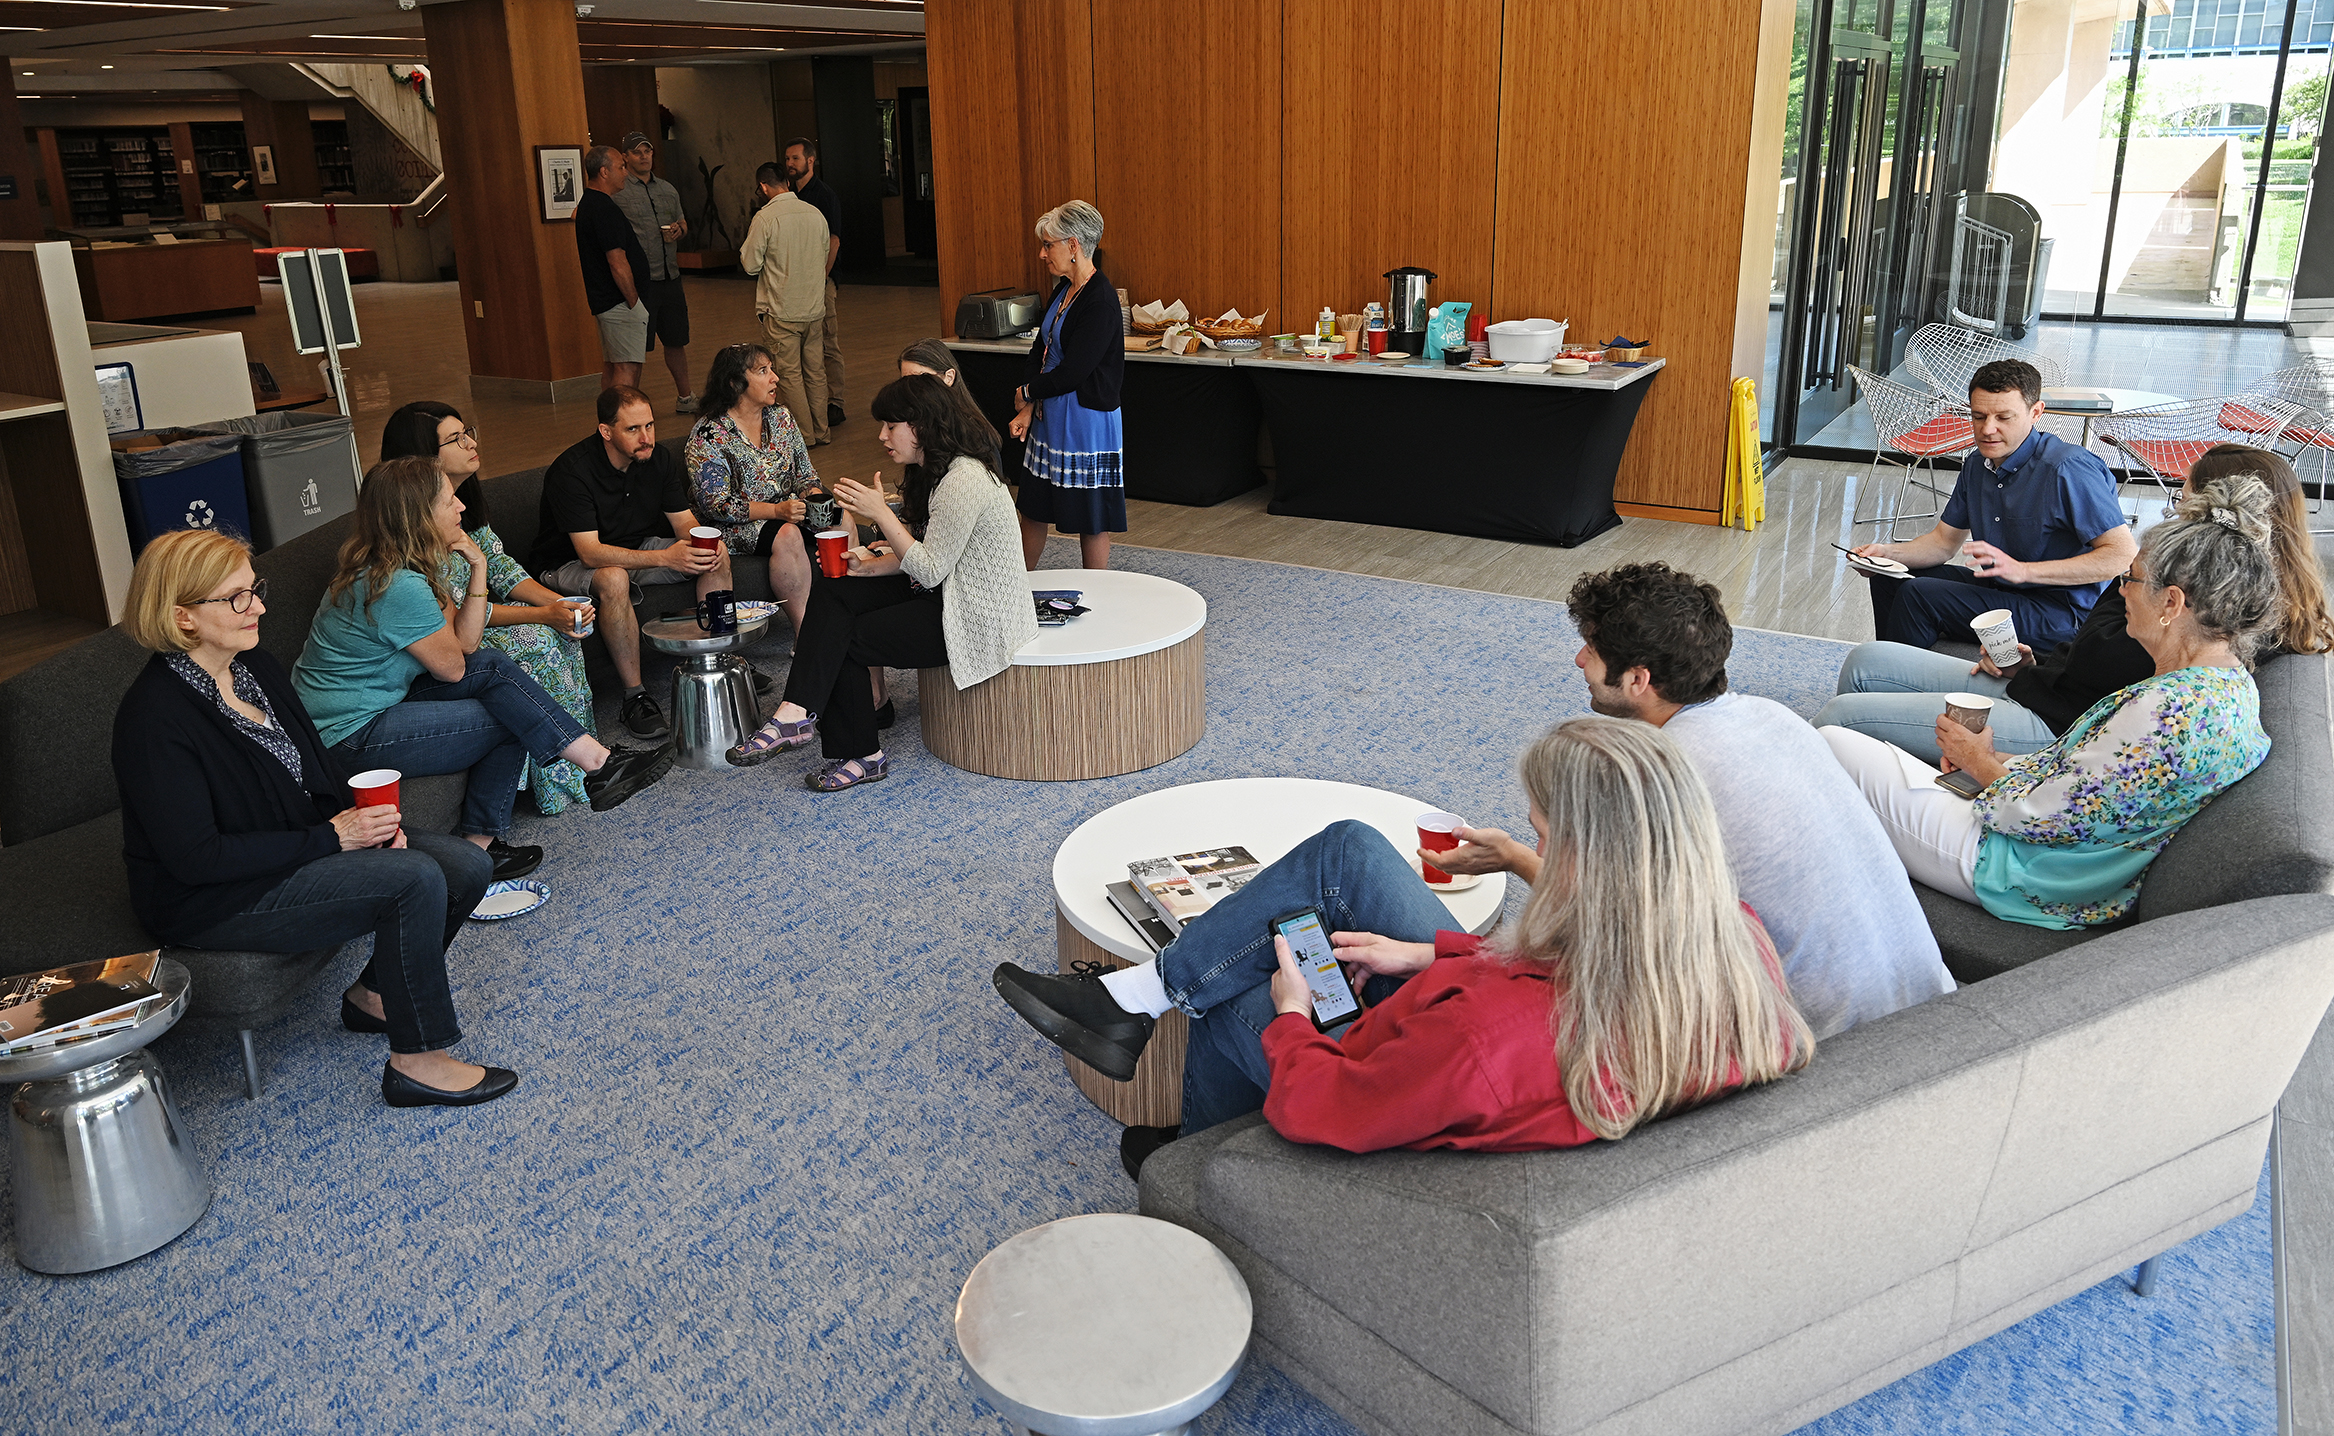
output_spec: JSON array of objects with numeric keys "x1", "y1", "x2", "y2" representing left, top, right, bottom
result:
[
  {"x1": 807, "y1": 753, "x2": 888, "y2": 791},
  {"x1": 727, "y1": 711, "x2": 816, "y2": 767}
]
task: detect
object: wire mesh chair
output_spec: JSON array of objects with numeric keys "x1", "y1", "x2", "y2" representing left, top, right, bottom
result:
[
  {"x1": 1904, "y1": 323, "x2": 2069, "y2": 398},
  {"x1": 2231, "y1": 360, "x2": 2334, "y2": 533},
  {"x1": 2092, "y1": 394, "x2": 2304, "y2": 515},
  {"x1": 1846, "y1": 365, "x2": 1976, "y2": 541}
]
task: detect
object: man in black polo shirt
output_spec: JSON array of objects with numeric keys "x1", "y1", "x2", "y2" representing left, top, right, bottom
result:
[
  {"x1": 784, "y1": 136, "x2": 846, "y2": 429},
  {"x1": 533, "y1": 386, "x2": 729, "y2": 739},
  {"x1": 576, "y1": 145, "x2": 653, "y2": 396}
]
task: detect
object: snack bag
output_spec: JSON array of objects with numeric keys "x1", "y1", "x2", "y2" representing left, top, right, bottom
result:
[{"x1": 1427, "y1": 301, "x2": 1472, "y2": 357}]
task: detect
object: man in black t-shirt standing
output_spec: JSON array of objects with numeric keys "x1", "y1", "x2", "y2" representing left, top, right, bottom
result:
[
  {"x1": 784, "y1": 137, "x2": 846, "y2": 429},
  {"x1": 532, "y1": 386, "x2": 730, "y2": 739},
  {"x1": 575, "y1": 145, "x2": 654, "y2": 396}
]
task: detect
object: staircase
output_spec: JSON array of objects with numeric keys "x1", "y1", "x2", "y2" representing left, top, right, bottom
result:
[{"x1": 291, "y1": 63, "x2": 441, "y2": 174}]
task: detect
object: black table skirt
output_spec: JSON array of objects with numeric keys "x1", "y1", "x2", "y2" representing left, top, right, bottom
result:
[
  {"x1": 952, "y1": 348, "x2": 1265, "y2": 507},
  {"x1": 1245, "y1": 367, "x2": 1658, "y2": 548}
]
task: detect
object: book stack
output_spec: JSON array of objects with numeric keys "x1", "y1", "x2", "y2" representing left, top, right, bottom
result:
[
  {"x1": 1105, "y1": 846, "x2": 1263, "y2": 953},
  {"x1": 0, "y1": 952, "x2": 167, "y2": 1058}
]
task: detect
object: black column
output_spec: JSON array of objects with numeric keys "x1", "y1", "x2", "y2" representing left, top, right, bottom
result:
[{"x1": 811, "y1": 55, "x2": 887, "y2": 279}]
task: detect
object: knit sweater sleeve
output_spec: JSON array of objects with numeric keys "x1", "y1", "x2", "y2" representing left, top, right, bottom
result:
[{"x1": 899, "y1": 459, "x2": 986, "y2": 588}]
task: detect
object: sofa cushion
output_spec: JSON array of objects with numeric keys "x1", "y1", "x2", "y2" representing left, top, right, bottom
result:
[
  {"x1": 0, "y1": 627, "x2": 151, "y2": 846},
  {"x1": 251, "y1": 510, "x2": 358, "y2": 675},
  {"x1": 1915, "y1": 882, "x2": 2097, "y2": 982},
  {"x1": 0, "y1": 811, "x2": 158, "y2": 972}
]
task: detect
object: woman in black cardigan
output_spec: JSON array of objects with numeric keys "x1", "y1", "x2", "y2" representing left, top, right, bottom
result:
[
  {"x1": 111, "y1": 529, "x2": 516, "y2": 1109},
  {"x1": 1008, "y1": 199, "x2": 1125, "y2": 569}
]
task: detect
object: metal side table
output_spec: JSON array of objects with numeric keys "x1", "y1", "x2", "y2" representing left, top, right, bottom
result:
[
  {"x1": 643, "y1": 612, "x2": 772, "y2": 770},
  {"x1": 4, "y1": 957, "x2": 209, "y2": 1273}
]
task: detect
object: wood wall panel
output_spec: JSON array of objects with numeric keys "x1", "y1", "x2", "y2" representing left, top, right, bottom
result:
[
  {"x1": 1491, "y1": 3, "x2": 1764, "y2": 513},
  {"x1": 0, "y1": 67, "x2": 41, "y2": 241},
  {"x1": 239, "y1": 93, "x2": 321, "y2": 200},
  {"x1": 927, "y1": 0, "x2": 1095, "y2": 333},
  {"x1": 582, "y1": 65, "x2": 660, "y2": 151},
  {"x1": 1091, "y1": 0, "x2": 1280, "y2": 324},
  {"x1": 1279, "y1": 0, "x2": 1501, "y2": 330}
]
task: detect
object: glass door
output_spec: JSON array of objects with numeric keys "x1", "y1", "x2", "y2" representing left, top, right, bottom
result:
[{"x1": 1782, "y1": 27, "x2": 1896, "y2": 442}]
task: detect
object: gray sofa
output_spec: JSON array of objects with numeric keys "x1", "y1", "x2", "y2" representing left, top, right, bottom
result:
[
  {"x1": 0, "y1": 438, "x2": 753, "y2": 1093},
  {"x1": 1140, "y1": 653, "x2": 2334, "y2": 1435}
]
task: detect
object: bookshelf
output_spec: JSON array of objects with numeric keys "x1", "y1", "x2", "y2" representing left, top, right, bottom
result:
[
  {"x1": 312, "y1": 119, "x2": 354, "y2": 194},
  {"x1": 190, "y1": 122, "x2": 252, "y2": 207},
  {"x1": 50, "y1": 128, "x2": 189, "y2": 228}
]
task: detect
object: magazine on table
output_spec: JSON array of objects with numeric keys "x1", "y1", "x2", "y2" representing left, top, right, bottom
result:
[
  {"x1": 1035, "y1": 590, "x2": 1087, "y2": 627},
  {"x1": 1104, "y1": 881, "x2": 1177, "y2": 954},
  {"x1": 0, "y1": 952, "x2": 165, "y2": 1055},
  {"x1": 1126, "y1": 846, "x2": 1263, "y2": 936}
]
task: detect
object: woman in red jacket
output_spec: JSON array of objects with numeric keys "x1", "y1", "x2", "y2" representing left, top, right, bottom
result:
[{"x1": 994, "y1": 717, "x2": 1815, "y2": 1177}]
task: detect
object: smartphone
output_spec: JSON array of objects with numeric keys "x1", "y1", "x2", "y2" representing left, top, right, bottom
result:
[
  {"x1": 1934, "y1": 769, "x2": 1985, "y2": 799},
  {"x1": 1272, "y1": 907, "x2": 1362, "y2": 1032}
]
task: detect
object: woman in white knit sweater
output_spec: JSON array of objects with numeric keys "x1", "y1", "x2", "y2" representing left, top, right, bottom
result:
[{"x1": 729, "y1": 374, "x2": 1039, "y2": 789}]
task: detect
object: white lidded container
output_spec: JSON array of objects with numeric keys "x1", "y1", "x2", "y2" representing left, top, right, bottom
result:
[{"x1": 1485, "y1": 318, "x2": 1569, "y2": 363}]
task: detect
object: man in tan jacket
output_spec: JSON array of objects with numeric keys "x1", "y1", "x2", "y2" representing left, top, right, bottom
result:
[{"x1": 740, "y1": 160, "x2": 832, "y2": 445}]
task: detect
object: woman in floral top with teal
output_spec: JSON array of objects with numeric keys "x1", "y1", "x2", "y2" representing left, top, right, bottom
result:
[
  {"x1": 684, "y1": 342, "x2": 829, "y2": 634},
  {"x1": 381, "y1": 402, "x2": 598, "y2": 816},
  {"x1": 1823, "y1": 473, "x2": 2280, "y2": 929}
]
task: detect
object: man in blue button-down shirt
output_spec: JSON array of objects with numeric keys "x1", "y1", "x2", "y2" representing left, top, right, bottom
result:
[{"x1": 1854, "y1": 359, "x2": 2136, "y2": 652}]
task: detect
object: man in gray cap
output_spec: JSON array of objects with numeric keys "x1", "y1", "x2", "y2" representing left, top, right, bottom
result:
[{"x1": 612, "y1": 131, "x2": 697, "y2": 412}]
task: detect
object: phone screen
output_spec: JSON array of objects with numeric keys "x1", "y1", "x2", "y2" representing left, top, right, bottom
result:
[
  {"x1": 1274, "y1": 908, "x2": 1361, "y2": 1029},
  {"x1": 1934, "y1": 769, "x2": 1984, "y2": 800}
]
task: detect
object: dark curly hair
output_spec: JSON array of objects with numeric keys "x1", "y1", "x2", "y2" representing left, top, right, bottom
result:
[
  {"x1": 1969, "y1": 358, "x2": 2043, "y2": 407},
  {"x1": 870, "y1": 374, "x2": 1003, "y2": 529},
  {"x1": 1565, "y1": 563, "x2": 1732, "y2": 705},
  {"x1": 694, "y1": 342, "x2": 777, "y2": 438}
]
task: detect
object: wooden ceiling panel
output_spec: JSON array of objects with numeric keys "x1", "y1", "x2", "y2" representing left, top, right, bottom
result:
[{"x1": 0, "y1": 0, "x2": 254, "y2": 30}]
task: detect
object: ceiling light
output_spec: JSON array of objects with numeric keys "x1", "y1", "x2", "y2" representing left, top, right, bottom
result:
[
  {"x1": 0, "y1": 25, "x2": 50, "y2": 30},
  {"x1": 310, "y1": 33, "x2": 413, "y2": 40},
  {"x1": 13, "y1": 0, "x2": 231, "y2": 9},
  {"x1": 100, "y1": 63, "x2": 112, "y2": 68}
]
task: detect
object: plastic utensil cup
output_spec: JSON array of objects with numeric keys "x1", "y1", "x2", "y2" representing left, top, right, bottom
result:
[
  {"x1": 1417, "y1": 811, "x2": 1463, "y2": 886},
  {"x1": 1942, "y1": 693, "x2": 1994, "y2": 733},
  {"x1": 562, "y1": 596, "x2": 594, "y2": 637},
  {"x1": 815, "y1": 529, "x2": 850, "y2": 579},
  {"x1": 1970, "y1": 609, "x2": 2022, "y2": 668},
  {"x1": 348, "y1": 769, "x2": 400, "y2": 808},
  {"x1": 688, "y1": 526, "x2": 721, "y2": 552}
]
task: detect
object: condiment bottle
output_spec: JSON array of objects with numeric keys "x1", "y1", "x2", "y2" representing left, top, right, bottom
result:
[{"x1": 1317, "y1": 306, "x2": 1336, "y2": 340}]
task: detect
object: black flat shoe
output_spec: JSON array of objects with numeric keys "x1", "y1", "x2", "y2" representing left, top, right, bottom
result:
[
  {"x1": 341, "y1": 996, "x2": 389, "y2": 1034},
  {"x1": 486, "y1": 838, "x2": 542, "y2": 881},
  {"x1": 1121, "y1": 1125, "x2": 1183, "y2": 1182},
  {"x1": 585, "y1": 743, "x2": 674, "y2": 812},
  {"x1": 381, "y1": 1061, "x2": 519, "y2": 1108},
  {"x1": 991, "y1": 963, "x2": 1155, "y2": 1082},
  {"x1": 875, "y1": 700, "x2": 896, "y2": 730}
]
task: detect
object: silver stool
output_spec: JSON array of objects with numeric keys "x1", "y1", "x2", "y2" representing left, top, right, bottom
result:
[
  {"x1": 4, "y1": 957, "x2": 209, "y2": 1274},
  {"x1": 643, "y1": 612, "x2": 771, "y2": 770},
  {"x1": 956, "y1": 1213, "x2": 1251, "y2": 1436}
]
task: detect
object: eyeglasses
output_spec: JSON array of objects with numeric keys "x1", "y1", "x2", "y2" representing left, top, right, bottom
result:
[
  {"x1": 439, "y1": 426, "x2": 480, "y2": 449},
  {"x1": 2118, "y1": 568, "x2": 2144, "y2": 586},
  {"x1": 185, "y1": 579, "x2": 268, "y2": 614}
]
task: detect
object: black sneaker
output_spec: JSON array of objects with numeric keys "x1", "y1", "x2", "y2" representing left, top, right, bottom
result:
[
  {"x1": 485, "y1": 838, "x2": 543, "y2": 881},
  {"x1": 1121, "y1": 1125, "x2": 1183, "y2": 1182},
  {"x1": 584, "y1": 744, "x2": 673, "y2": 812},
  {"x1": 621, "y1": 691, "x2": 669, "y2": 740},
  {"x1": 991, "y1": 963, "x2": 1155, "y2": 1081},
  {"x1": 827, "y1": 401, "x2": 847, "y2": 427}
]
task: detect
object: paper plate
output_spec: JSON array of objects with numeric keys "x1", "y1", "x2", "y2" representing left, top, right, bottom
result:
[
  {"x1": 1848, "y1": 555, "x2": 1909, "y2": 576},
  {"x1": 469, "y1": 879, "x2": 550, "y2": 921},
  {"x1": 733, "y1": 600, "x2": 781, "y2": 624},
  {"x1": 1412, "y1": 860, "x2": 1486, "y2": 893},
  {"x1": 1216, "y1": 338, "x2": 1261, "y2": 351}
]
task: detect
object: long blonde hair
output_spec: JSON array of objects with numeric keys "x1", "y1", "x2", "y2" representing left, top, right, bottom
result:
[
  {"x1": 2188, "y1": 444, "x2": 2334, "y2": 654},
  {"x1": 326, "y1": 456, "x2": 453, "y2": 616},
  {"x1": 1502, "y1": 717, "x2": 1813, "y2": 1140}
]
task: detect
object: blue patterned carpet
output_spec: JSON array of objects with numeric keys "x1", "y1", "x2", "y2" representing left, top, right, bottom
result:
[{"x1": 0, "y1": 544, "x2": 2271, "y2": 1433}]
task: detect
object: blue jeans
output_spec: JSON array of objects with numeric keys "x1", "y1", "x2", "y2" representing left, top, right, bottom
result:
[
  {"x1": 178, "y1": 831, "x2": 491, "y2": 1054},
  {"x1": 1866, "y1": 565, "x2": 2089, "y2": 651},
  {"x1": 1811, "y1": 641, "x2": 2060, "y2": 765},
  {"x1": 333, "y1": 648, "x2": 586, "y2": 838},
  {"x1": 1159, "y1": 820, "x2": 1458, "y2": 1134}
]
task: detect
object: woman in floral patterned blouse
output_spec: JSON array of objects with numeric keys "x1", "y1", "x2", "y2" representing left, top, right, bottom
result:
[
  {"x1": 684, "y1": 342, "x2": 825, "y2": 634},
  {"x1": 1821, "y1": 472, "x2": 2280, "y2": 930}
]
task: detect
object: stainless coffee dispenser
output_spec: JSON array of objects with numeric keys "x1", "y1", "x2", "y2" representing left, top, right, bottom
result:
[{"x1": 1384, "y1": 266, "x2": 1436, "y2": 354}]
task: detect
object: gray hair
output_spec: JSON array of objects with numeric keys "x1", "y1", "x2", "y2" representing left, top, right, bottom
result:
[
  {"x1": 1034, "y1": 200, "x2": 1104, "y2": 260},
  {"x1": 2139, "y1": 473, "x2": 2283, "y2": 661},
  {"x1": 583, "y1": 145, "x2": 622, "y2": 181}
]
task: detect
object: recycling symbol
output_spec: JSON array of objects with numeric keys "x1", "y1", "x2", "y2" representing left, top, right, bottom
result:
[{"x1": 184, "y1": 498, "x2": 215, "y2": 529}]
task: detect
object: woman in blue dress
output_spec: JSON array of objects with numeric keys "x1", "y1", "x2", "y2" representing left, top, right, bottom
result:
[{"x1": 1009, "y1": 199, "x2": 1125, "y2": 570}]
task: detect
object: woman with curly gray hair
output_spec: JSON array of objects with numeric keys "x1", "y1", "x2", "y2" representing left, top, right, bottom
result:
[
  {"x1": 1008, "y1": 199, "x2": 1125, "y2": 569},
  {"x1": 1820, "y1": 472, "x2": 2279, "y2": 930}
]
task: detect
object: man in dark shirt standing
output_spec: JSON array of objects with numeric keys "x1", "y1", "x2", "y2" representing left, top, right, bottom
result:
[
  {"x1": 784, "y1": 137, "x2": 847, "y2": 429},
  {"x1": 575, "y1": 145, "x2": 654, "y2": 396},
  {"x1": 532, "y1": 386, "x2": 729, "y2": 739}
]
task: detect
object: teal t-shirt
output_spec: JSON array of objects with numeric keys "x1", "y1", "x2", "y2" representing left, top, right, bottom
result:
[{"x1": 293, "y1": 569, "x2": 448, "y2": 747}]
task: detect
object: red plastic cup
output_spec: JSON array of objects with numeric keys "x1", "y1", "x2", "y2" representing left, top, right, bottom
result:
[
  {"x1": 1366, "y1": 327, "x2": 1388, "y2": 355},
  {"x1": 348, "y1": 769, "x2": 401, "y2": 809},
  {"x1": 1416, "y1": 810, "x2": 1463, "y2": 885},
  {"x1": 688, "y1": 525, "x2": 721, "y2": 552},
  {"x1": 815, "y1": 529, "x2": 850, "y2": 579}
]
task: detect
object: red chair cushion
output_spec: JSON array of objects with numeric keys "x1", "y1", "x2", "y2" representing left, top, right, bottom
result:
[
  {"x1": 1891, "y1": 412, "x2": 1975, "y2": 458},
  {"x1": 2119, "y1": 438, "x2": 2217, "y2": 478},
  {"x1": 2219, "y1": 400, "x2": 2284, "y2": 435}
]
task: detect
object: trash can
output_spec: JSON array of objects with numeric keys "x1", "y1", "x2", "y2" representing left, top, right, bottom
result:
[
  {"x1": 111, "y1": 431, "x2": 251, "y2": 556},
  {"x1": 190, "y1": 411, "x2": 359, "y2": 553}
]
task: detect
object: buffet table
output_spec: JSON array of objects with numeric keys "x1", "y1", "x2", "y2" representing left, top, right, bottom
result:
[{"x1": 948, "y1": 339, "x2": 1266, "y2": 507}]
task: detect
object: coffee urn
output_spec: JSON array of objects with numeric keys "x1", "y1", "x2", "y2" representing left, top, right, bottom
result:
[{"x1": 1384, "y1": 266, "x2": 1436, "y2": 355}]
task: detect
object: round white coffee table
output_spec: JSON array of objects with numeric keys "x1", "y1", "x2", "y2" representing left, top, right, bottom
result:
[
  {"x1": 957, "y1": 1213, "x2": 1250, "y2": 1436},
  {"x1": 921, "y1": 571, "x2": 1206, "y2": 781},
  {"x1": 1050, "y1": 777, "x2": 1508, "y2": 1126}
]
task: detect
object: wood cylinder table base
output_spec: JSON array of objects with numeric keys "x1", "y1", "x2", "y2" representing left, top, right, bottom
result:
[
  {"x1": 1056, "y1": 911, "x2": 1188, "y2": 1129},
  {"x1": 920, "y1": 630, "x2": 1205, "y2": 781}
]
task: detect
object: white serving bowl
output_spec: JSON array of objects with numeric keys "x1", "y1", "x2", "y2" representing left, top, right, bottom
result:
[{"x1": 1486, "y1": 317, "x2": 1569, "y2": 364}]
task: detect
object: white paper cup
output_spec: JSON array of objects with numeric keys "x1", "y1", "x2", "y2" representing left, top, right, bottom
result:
[
  {"x1": 1942, "y1": 693, "x2": 1994, "y2": 732},
  {"x1": 1971, "y1": 609, "x2": 2021, "y2": 668}
]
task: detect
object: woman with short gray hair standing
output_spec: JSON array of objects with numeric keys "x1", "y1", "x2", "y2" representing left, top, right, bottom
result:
[{"x1": 1009, "y1": 199, "x2": 1125, "y2": 569}]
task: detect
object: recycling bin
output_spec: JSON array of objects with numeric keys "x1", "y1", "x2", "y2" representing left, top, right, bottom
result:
[
  {"x1": 111, "y1": 431, "x2": 251, "y2": 556},
  {"x1": 190, "y1": 411, "x2": 359, "y2": 553}
]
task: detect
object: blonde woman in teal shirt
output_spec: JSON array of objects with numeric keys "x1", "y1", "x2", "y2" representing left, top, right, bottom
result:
[{"x1": 1822, "y1": 472, "x2": 2279, "y2": 930}]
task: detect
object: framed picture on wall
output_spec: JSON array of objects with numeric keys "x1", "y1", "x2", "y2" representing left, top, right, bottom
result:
[
  {"x1": 537, "y1": 146, "x2": 583, "y2": 222},
  {"x1": 252, "y1": 145, "x2": 277, "y2": 187}
]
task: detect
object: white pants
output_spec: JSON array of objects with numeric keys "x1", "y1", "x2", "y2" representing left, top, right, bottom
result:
[{"x1": 1818, "y1": 726, "x2": 1983, "y2": 904}]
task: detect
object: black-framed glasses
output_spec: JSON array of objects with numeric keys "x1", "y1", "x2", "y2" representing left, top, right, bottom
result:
[
  {"x1": 439, "y1": 426, "x2": 480, "y2": 449},
  {"x1": 185, "y1": 579, "x2": 268, "y2": 614},
  {"x1": 2118, "y1": 568, "x2": 2144, "y2": 587}
]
